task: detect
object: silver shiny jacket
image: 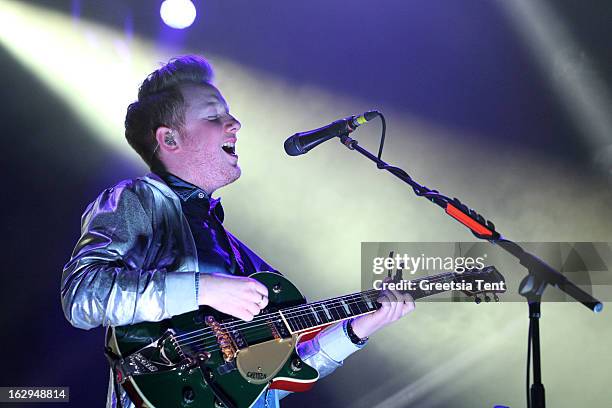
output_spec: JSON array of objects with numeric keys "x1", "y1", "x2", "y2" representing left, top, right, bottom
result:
[{"x1": 61, "y1": 173, "x2": 364, "y2": 408}]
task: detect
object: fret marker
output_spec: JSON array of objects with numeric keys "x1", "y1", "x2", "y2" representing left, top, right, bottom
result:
[
  {"x1": 310, "y1": 306, "x2": 321, "y2": 323},
  {"x1": 362, "y1": 294, "x2": 374, "y2": 310},
  {"x1": 340, "y1": 299, "x2": 351, "y2": 315},
  {"x1": 321, "y1": 304, "x2": 332, "y2": 320}
]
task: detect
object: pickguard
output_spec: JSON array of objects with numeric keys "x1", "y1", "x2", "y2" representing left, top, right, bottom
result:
[{"x1": 235, "y1": 337, "x2": 297, "y2": 385}]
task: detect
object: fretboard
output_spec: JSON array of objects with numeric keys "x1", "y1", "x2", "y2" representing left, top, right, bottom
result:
[{"x1": 279, "y1": 272, "x2": 456, "y2": 333}]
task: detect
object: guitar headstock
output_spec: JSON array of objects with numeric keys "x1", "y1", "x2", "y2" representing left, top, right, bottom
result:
[{"x1": 453, "y1": 265, "x2": 506, "y2": 303}]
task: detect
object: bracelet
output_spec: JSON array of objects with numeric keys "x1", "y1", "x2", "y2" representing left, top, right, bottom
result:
[
  {"x1": 346, "y1": 318, "x2": 368, "y2": 346},
  {"x1": 194, "y1": 271, "x2": 200, "y2": 303}
]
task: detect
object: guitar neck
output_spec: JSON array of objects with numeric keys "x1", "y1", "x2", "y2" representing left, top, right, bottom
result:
[{"x1": 278, "y1": 272, "x2": 456, "y2": 334}]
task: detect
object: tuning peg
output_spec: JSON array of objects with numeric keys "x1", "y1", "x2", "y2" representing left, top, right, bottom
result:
[
  {"x1": 474, "y1": 296, "x2": 482, "y2": 304},
  {"x1": 484, "y1": 293, "x2": 491, "y2": 302},
  {"x1": 494, "y1": 294, "x2": 500, "y2": 302}
]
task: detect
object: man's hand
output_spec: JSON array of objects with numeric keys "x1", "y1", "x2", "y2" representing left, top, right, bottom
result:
[
  {"x1": 351, "y1": 278, "x2": 415, "y2": 339},
  {"x1": 198, "y1": 274, "x2": 269, "y2": 321}
]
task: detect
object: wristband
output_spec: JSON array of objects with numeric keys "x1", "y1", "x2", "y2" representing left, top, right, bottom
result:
[{"x1": 346, "y1": 318, "x2": 368, "y2": 346}]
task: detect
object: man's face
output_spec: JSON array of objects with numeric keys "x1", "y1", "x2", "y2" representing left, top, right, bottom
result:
[{"x1": 178, "y1": 84, "x2": 242, "y2": 191}]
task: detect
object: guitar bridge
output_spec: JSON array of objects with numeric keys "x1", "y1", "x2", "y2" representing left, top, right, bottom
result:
[{"x1": 206, "y1": 316, "x2": 237, "y2": 362}]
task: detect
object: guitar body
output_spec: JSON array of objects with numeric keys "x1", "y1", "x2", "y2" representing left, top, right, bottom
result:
[{"x1": 107, "y1": 272, "x2": 320, "y2": 408}]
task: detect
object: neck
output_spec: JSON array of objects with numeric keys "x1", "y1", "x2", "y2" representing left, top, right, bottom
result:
[{"x1": 158, "y1": 164, "x2": 218, "y2": 195}]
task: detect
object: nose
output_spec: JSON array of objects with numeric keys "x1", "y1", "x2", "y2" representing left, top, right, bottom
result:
[{"x1": 225, "y1": 114, "x2": 241, "y2": 133}]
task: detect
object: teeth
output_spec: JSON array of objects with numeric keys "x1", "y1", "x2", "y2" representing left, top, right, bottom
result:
[{"x1": 222, "y1": 142, "x2": 235, "y2": 148}]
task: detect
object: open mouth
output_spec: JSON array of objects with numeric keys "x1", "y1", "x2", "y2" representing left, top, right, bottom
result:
[{"x1": 221, "y1": 141, "x2": 236, "y2": 156}]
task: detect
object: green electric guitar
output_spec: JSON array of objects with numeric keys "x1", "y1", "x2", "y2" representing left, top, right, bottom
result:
[{"x1": 106, "y1": 266, "x2": 505, "y2": 408}]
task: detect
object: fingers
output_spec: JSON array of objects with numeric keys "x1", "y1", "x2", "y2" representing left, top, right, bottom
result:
[
  {"x1": 244, "y1": 279, "x2": 269, "y2": 308},
  {"x1": 201, "y1": 274, "x2": 271, "y2": 321},
  {"x1": 232, "y1": 308, "x2": 256, "y2": 322},
  {"x1": 390, "y1": 289, "x2": 404, "y2": 321},
  {"x1": 377, "y1": 287, "x2": 415, "y2": 323},
  {"x1": 258, "y1": 295, "x2": 269, "y2": 310},
  {"x1": 244, "y1": 280, "x2": 269, "y2": 314},
  {"x1": 244, "y1": 288, "x2": 268, "y2": 306},
  {"x1": 401, "y1": 293, "x2": 415, "y2": 316},
  {"x1": 250, "y1": 280, "x2": 269, "y2": 298},
  {"x1": 243, "y1": 303, "x2": 261, "y2": 321},
  {"x1": 235, "y1": 287, "x2": 268, "y2": 321},
  {"x1": 224, "y1": 297, "x2": 264, "y2": 321}
]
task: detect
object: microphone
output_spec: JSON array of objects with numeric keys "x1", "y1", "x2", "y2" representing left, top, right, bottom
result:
[{"x1": 284, "y1": 110, "x2": 379, "y2": 156}]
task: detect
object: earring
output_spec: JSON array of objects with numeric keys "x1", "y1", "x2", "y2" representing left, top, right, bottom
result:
[{"x1": 165, "y1": 131, "x2": 176, "y2": 146}]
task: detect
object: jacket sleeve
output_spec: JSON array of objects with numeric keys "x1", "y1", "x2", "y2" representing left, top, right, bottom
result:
[{"x1": 61, "y1": 182, "x2": 198, "y2": 330}]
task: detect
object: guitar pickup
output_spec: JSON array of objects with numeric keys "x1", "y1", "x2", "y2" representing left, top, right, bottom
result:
[
  {"x1": 269, "y1": 317, "x2": 290, "y2": 338},
  {"x1": 227, "y1": 326, "x2": 248, "y2": 349}
]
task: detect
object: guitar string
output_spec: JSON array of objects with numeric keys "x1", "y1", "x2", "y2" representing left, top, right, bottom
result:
[
  {"x1": 180, "y1": 288, "x2": 499, "y2": 354},
  {"x1": 178, "y1": 293, "x2": 377, "y2": 347},
  {"x1": 174, "y1": 272, "x2": 468, "y2": 348},
  {"x1": 174, "y1": 292, "x2": 381, "y2": 349},
  {"x1": 174, "y1": 270, "x2": 463, "y2": 344},
  {"x1": 176, "y1": 274, "x2": 496, "y2": 355},
  {"x1": 182, "y1": 282, "x2": 493, "y2": 356},
  {"x1": 184, "y1": 275, "x2": 476, "y2": 354},
  {"x1": 176, "y1": 273, "x2": 488, "y2": 351},
  {"x1": 173, "y1": 283, "x2": 406, "y2": 345},
  {"x1": 173, "y1": 288, "x2": 378, "y2": 343},
  {"x1": 178, "y1": 295, "x2": 382, "y2": 353},
  {"x1": 185, "y1": 306, "x2": 378, "y2": 356},
  {"x1": 173, "y1": 272, "x2": 463, "y2": 345},
  {"x1": 172, "y1": 271, "x2": 459, "y2": 343}
]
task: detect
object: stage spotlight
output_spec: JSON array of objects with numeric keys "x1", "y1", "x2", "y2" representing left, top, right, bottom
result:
[{"x1": 160, "y1": 0, "x2": 197, "y2": 29}]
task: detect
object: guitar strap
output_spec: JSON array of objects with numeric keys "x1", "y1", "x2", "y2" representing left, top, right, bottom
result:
[{"x1": 104, "y1": 347, "x2": 125, "y2": 408}]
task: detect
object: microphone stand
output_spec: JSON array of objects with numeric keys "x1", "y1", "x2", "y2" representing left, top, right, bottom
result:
[{"x1": 337, "y1": 133, "x2": 603, "y2": 408}]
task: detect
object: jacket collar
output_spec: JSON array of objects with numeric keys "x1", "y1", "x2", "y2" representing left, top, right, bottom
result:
[
  {"x1": 152, "y1": 171, "x2": 211, "y2": 203},
  {"x1": 142, "y1": 172, "x2": 181, "y2": 200},
  {"x1": 143, "y1": 172, "x2": 224, "y2": 222}
]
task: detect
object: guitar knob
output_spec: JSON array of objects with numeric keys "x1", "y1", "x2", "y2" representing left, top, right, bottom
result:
[
  {"x1": 291, "y1": 358, "x2": 303, "y2": 372},
  {"x1": 474, "y1": 296, "x2": 482, "y2": 304},
  {"x1": 494, "y1": 294, "x2": 500, "y2": 302},
  {"x1": 484, "y1": 294, "x2": 491, "y2": 302},
  {"x1": 273, "y1": 283, "x2": 282, "y2": 294},
  {"x1": 179, "y1": 357, "x2": 196, "y2": 371},
  {"x1": 197, "y1": 352, "x2": 211, "y2": 362},
  {"x1": 182, "y1": 386, "x2": 195, "y2": 403}
]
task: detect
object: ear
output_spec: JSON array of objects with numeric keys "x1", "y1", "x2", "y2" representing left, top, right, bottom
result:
[{"x1": 154, "y1": 126, "x2": 180, "y2": 153}]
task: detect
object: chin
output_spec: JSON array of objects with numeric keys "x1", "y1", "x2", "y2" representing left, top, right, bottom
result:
[
  {"x1": 222, "y1": 165, "x2": 242, "y2": 186},
  {"x1": 230, "y1": 167, "x2": 242, "y2": 182}
]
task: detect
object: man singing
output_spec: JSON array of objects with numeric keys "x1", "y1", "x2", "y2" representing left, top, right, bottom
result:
[{"x1": 61, "y1": 55, "x2": 414, "y2": 407}]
